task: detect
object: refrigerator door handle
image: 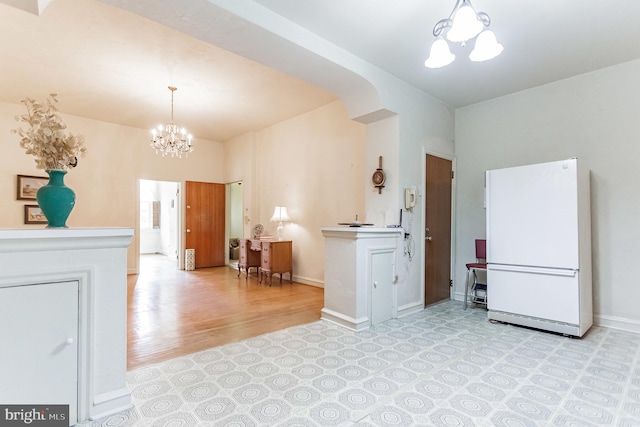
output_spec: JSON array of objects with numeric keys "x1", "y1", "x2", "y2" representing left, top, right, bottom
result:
[{"x1": 489, "y1": 264, "x2": 577, "y2": 277}]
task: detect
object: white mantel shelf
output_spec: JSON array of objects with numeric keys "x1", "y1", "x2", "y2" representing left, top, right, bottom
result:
[
  {"x1": 0, "y1": 227, "x2": 134, "y2": 253},
  {"x1": 320, "y1": 226, "x2": 402, "y2": 237}
]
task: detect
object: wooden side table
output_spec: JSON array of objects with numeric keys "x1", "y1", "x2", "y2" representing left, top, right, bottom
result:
[
  {"x1": 238, "y1": 238, "x2": 261, "y2": 279},
  {"x1": 260, "y1": 240, "x2": 293, "y2": 285}
]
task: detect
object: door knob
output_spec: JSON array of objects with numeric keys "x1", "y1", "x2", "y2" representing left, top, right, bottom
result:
[
  {"x1": 373, "y1": 281, "x2": 378, "y2": 288},
  {"x1": 186, "y1": 229, "x2": 191, "y2": 233},
  {"x1": 426, "y1": 236, "x2": 432, "y2": 241},
  {"x1": 65, "y1": 338, "x2": 74, "y2": 345}
]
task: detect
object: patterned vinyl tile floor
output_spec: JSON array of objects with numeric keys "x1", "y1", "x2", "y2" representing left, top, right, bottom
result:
[{"x1": 90, "y1": 301, "x2": 640, "y2": 426}]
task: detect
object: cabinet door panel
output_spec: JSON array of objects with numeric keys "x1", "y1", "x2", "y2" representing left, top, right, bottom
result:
[
  {"x1": 0, "y1": 281, "x2": 78, "y2": 425},
  {"x1": 371, "y1": 251, "x2": 394, "y2": 325}
]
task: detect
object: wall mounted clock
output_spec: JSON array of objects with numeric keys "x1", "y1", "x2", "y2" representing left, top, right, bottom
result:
[{"x1": 372, "y1": 156, "x2": 386, "y2": 194}]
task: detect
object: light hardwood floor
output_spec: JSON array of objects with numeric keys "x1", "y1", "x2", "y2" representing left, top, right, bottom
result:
[{"x1": 127, "y1": 254, "x2": 324, "y2": 370}]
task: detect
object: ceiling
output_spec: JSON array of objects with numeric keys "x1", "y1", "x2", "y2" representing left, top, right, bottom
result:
[
  {"x1": 251, "y1": 0, "x2": 640, "y2": 107},
  {"x1": 2, "y1": 0, "x2": 640, "y2": 142}
]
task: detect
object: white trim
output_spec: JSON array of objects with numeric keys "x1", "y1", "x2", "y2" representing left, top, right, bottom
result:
[
  {"x1": 397, "y1": 301, "x2": 424, "y2": 318},
  {"x1": 320, "y1": 308, "x2": 370, "y2": 331},
  {"x1": 595, "y1": 313, "x2": 640, "y2": 334},
  {"x1": 292, "y1": 276, "x2": 324, "y2": 288},
  {"x1": 89, "y1": 387, "x2": 134, "y2": 421},
  {"x1": 0, "y1": 228, "x2": 133, "y2": 252}
]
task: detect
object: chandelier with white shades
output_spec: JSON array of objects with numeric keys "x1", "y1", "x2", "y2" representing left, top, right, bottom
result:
[
  {"x1": 150, "y1": 86, "x2": 193, "y2": 158},
  {"x1": 425, "y1": 0, "x2": 503, "y2": 69}
]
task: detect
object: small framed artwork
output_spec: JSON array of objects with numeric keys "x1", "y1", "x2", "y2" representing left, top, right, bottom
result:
[
  {"x1": 17, "y1": 174, "x2": 48, "y2": 200},
  {"x1": 24, "y1": 205, "x2": 47, "y2": 225}
]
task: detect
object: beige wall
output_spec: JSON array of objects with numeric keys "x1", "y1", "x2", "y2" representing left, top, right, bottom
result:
[
  {"x1": 0, "y1": 100, "x2": 224, "y2": 272},
  {"x1": 223, "y1": 132, "x2": 256, "y2": 240},
  {"x1": 2, "y1": 98, "x2": 362, "y2": 283},
  {"x1": 225, "y1": 100, "x2": 367, "y2": 286}
]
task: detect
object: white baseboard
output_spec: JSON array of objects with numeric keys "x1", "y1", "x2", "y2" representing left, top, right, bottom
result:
[
  {"x1": 293, "y1": 275, "x2": 324, "y2": 288},
  {"x1": 456, "y1": 290, "x2": 640, "y2": 335},
  {"x1": 453, "y1": 291, "x2": 465, "y2": 302},
  {"x1": 397, "y1": 301, "x2": 424, "y2": 318},
  {"x1": 320, "y1": 308, "x2": 369, "y2": 331},
  {"x1": 90, "y1": 387, "x2": 132, "y2": 421},
  {"x1": 594, "y1": 313, "x2": 640, "y2": 334}
]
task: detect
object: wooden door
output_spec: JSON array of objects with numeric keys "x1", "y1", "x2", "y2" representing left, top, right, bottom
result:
[
  {"x1": 424, "y1": 154, "x2": 453, "y2": 306},
  {"x1": 185, "y1": 181, "x2": 225, "y2": 268}
]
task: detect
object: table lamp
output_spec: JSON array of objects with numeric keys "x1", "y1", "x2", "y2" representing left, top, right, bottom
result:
[{"x1": 270, "y1": 206, "x2": 290, "y2": 240}]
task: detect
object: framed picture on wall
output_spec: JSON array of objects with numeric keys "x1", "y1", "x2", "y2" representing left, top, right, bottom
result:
[
  {"x1": 17, "y1": 174, "x2": 48, "y2": 200},
  {"x1": 24, "y1": 205, "x2": 47, "y2": 224}
]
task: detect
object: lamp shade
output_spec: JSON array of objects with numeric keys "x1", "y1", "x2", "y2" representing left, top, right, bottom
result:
[
  {"x1": 469, "y1": 30, "x2": 503, "y2": 62},
  {"x1": 446, "y1": 4, "x2": 483, "y2": 43},
  {"x1": 270, "y1": 206, "x2": 290, "y2": 223},
  {"x1": 424, "y1": 38, "x2": 455, "y2": 69}
]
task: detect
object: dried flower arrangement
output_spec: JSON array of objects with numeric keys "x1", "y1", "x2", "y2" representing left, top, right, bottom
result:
[{"x1": 12, "y1": 93, "x2": 87, "y2": 171}]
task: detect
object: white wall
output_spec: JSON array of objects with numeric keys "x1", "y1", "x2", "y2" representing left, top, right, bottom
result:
[
  {"x1": 392, "y1": 87, "x2": 455, "y2": 316},
  {"x1": 362, "y1": 91, "x2": 456, "y2": 317},
  {"x1": 454, "y1": 59, "x2": 640, "y2": 332}
]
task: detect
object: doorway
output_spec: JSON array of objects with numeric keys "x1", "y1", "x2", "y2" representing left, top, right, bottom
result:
[
  {"x1": 139, "y1": 179, "x2": 180, "y2": 267},
  {"x1": 424, "y1": 154, "x2": 453, "y2": 306},
  {"x1": 228, "y1": 181, "x2": 243, "y2": 267}
]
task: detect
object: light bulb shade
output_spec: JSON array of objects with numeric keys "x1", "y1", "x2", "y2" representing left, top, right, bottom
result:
[
  {"x1": 424, "y1": 38, "x2": 455, "y2": 69},
  {"x1": 270, "y1": 206, "x2": 290, "y2": 223},
  {"x1": 469, "y1": 30, "x2": 503, "y2": 62},
  {"x1": 446, "y1": 4, "x2": 483, "y2": 42}
]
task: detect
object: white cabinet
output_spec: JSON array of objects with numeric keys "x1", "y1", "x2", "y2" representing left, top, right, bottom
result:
[
  {"x1": 0, "y1": 228, "x2": 134, "y2": 425},
  {"x1": 370, "y1": 250, "x2": 395, "y2": 325},
  {"x1": 0, "y1": 281, "x2": 78, "y2": 425},
  {"x1": 320, "y1": 227, "x2": 401, "y2": 331}
]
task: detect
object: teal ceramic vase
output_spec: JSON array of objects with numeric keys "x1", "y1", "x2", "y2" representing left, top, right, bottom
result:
[{"x1": 36, "y1": 169, "x2": 75, "y2": 228}]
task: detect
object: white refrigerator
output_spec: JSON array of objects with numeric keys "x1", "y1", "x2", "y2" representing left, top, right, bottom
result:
[{"x1": 485, "y1": 158, "x2": 593, "y2": 337}]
